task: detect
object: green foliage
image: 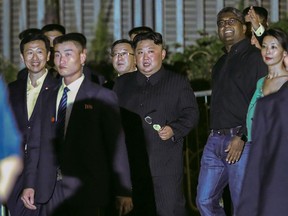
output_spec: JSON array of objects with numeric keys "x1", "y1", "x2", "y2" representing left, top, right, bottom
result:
[
  {"x1": 0, "y1": 55, "x2": 18, "y2": 83},
  {"x1": 270, "y1": 18, "x2": 288, "y2": 33},
  {"x1": 165, "y1": 33, "x2": 223, "y2": 82},
  {"x1": 88, "y1": 1, "x2": 115, "y2": 82},
  {"x1": 89, "y1": 4, "x2": 113, "y2": 64}
]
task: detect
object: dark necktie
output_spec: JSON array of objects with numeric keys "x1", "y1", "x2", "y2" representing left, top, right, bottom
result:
[{"x1": 57, "y1": 87, "x2": 69, "y2": 137}]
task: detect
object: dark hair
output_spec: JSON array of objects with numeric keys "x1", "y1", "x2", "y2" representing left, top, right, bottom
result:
[
  {"x1": 20, "y1": 34, "x2": 50, "y2": 54},
  {"x1": 53, "y1": 32, "x2": 87, "y2": 49},
  {"x1": 18, "y1": 28, "x2": 42, "y2": 40},
  {"x1": 263, "y1": 28, "x2": 288, "y2": 52},
  {"x1": 111, "y1": 39, "x2": 133, "y2": 52},
  {"x1": 132, "y1": 31, "x2": 164, "y2": 49},
  {"x1": 243, "y1": 6, "x2": 268, "y2": 25},
  {"x1": 41, "y1": 24, "x2": 66, "y2": 35},
  {"x1": 217, "y1": 7, "x2": 245, "y2": 24},
  {"x1": 128, "y1": 26, "x2": 153, "y2": 37}
]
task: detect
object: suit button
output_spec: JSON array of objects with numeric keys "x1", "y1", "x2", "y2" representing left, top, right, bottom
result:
[{"x1": 140, "y1": 104, "x2": 143, "y2": 107}]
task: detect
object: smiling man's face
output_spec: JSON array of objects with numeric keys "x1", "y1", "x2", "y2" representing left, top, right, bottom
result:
[{"x1": 217, "y1": 12, "x2": 246, "y2": 49}]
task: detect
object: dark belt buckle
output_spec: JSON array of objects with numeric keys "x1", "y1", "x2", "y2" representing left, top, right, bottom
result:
[{"x1": 212, "y1": 127, "x2": 239, "y2": 136}]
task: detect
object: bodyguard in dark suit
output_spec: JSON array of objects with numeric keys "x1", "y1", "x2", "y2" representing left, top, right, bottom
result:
[
  {"x1": 21, "y1": 33, "x2": 133, "y2": 216},
  {"x1": 113, "y1": 31, "x2": 199, "y2": 216},
  {"x1": 7, "y1": 33, "x2": 58, "y2": 216},
  {"x1": 237, "y1": 86, "x2": 288, "y2": 216}
]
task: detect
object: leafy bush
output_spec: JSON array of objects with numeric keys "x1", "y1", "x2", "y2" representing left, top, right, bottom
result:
[
  {"x1": 270, "y1": 18, "x2": 288, "y2": 33},
  {"x1": 165, "y1": 33, "x2": 223, "y2": 83},
  {"x1": 0, "y1": 55, "x2": 18, "y2": 83}
]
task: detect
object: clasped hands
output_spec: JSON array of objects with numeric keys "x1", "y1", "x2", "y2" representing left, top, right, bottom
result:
[{"x1": 158, "y1": 125, "x2": 174, "y2": 141}]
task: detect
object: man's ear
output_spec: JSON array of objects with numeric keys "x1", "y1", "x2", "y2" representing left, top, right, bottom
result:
[
  {"x1": 47, "y1": 51, "x2": 51, "y2": 62},
  {"x1": 20, "y1": 54, "x2": 24, "y2": 63},
  {"x1": 80, "y1": 49, "x2": 87, "y2": 65},
  {"x1": 243, "y1": 24, "x2": 247, "y2": 35},
  {"x1": 161, "y1": 49, "x2": 166, "y2": 60}
]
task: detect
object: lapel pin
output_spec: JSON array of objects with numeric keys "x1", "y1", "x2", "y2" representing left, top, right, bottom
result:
[{"x1": 84, "y1": 104, "x2": 93, "y2": 109}]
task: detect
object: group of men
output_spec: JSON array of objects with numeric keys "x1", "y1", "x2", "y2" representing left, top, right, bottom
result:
[
  {"x1": 3, "y1": 4, "x2": 287, "y2": 216},
  {"x1": 4, "y1": 19, "x2": 199, "y2": 216}
]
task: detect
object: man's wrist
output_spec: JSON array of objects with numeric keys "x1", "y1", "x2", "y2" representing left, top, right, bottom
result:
[
  {"x1": 253, "y1": 24, "x2": 265, "y2": 37},
  {"x1": 239, "y1": 134, "x2": 247, "y2": 142}
]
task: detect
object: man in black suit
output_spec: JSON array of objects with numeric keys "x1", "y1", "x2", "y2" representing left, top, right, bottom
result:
[
  {"x1": 21, "y1": 33, "x2": 132, "y2": 216},
  {"x1": 237, "y1": 85, "x2": 288, "y2": 216},
  {"x1": 7, "y1": 33, "x2": 58, "y2": 216},
  {"x1": 113, "y1": 31, "x2": 199, "y2": 216}
]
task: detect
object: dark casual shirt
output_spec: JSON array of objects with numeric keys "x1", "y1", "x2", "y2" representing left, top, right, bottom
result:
[{"x1": 210, "y1": 38, "x2": 267, "y2": 134}]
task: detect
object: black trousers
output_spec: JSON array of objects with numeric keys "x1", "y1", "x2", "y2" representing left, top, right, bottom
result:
[{"x1": 152, "y1": 175, "x2": 188, "y2": 216}]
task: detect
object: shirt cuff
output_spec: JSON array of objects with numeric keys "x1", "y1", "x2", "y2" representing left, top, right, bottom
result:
[{"x1": 253, "y1": 24, "x2": 265, "y2": 37}]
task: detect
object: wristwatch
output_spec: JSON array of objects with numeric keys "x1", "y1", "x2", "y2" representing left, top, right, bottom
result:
[{"x1": 240, "y1": 134, "x2": 247, "y2": 143}]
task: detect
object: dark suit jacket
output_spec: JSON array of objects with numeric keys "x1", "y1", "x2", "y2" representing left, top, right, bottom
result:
[
  {"x1": 7, "y1": 72, "x2": 58, "y2": 215},
  {"x1": 8, "y1": 72, "x2": 58, "y2": 151},
  {"x1": 237, "y1": 86, "x2": 288, "y2": 216},
  {"x1": 24, "y1": 77, "x2": 131, "y2": 211},
  {"x1": 113, "y1": 67, "x2": 199, "y2": 176}
]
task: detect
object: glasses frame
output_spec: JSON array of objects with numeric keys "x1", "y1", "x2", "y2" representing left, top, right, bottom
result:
[
  {"x1": 217, "y1": 18, "x2": 242, "y2": 28},
  {"x1": 144, "y1": 116, "x2": 153, "y2": 125},
  {"x1": 144, "y1": 115, "x2": 161, "y2": 131},
  {"x1": 111, "y1": 51, "x2": 134, "y2": 58}
]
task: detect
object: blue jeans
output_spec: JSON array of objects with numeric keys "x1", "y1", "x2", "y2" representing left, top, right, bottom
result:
[{"x1": 196, "y1": 133, "x2": 251, "y2": 216}]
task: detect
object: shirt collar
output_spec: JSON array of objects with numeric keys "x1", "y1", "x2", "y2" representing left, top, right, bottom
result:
[
  {"x1": 27, "y1": 69, "x2": 48, "y2": 88},
  {"x1": 60, "y1": 74, "x2": 85, "y2": 93},
  {"x1": 223, "y1": 38, "x2": 250, "y2": 55}
]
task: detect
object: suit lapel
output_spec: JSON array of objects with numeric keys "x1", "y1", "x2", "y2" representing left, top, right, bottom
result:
[
  {"x1": 19, "y1": 78, "x2": 29, "y2": 122},
  {"x1": 65, "y1": 78, "x2": 89, "y2": 138},
  {"x1": 29, "y1": 72, "x2": 58, "y2": 120}
]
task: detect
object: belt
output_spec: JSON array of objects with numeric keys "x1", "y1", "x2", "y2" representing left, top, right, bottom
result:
[{"x1": 211, "y1": 126, "x2": 241, "y2": 136}]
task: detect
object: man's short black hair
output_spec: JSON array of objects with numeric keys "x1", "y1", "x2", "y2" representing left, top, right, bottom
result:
[
  {"x1": 53, "y1": 32, "x2": 87, "y2": 49},
  {"x1": 20, "y1": 34, "x2": 50, "y2": 54},
  {"x1": 111, "y1": 39, "x2": 133, "y2": 53},
  {"x1": 128, "y1": 26, "x2": 153, "y2": 37},
  {"x1": 41, "y1": 24, "x2": 66, "y2": 35},
  {"x1": 132, "y1": 31, "x2": 164, "y2": 49},
  {"x1": 18, "y1": 28, "x2": 42, "y2": 40},
  {"x1": 243, "y1": 6, "x2": 268, "y2": 22},
  {"x1": 217, "y1": 7, "x2": 245, "y2": 25}
]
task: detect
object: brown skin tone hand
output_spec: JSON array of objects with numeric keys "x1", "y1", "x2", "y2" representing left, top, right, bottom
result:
[{"x1": 225, "y1": 136, "x2": 245, "y2": 164}]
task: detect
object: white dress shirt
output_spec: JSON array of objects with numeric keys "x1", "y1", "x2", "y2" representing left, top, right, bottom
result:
[{"x1": 56, "y1": 74, "x2": 85, "y2": 134}]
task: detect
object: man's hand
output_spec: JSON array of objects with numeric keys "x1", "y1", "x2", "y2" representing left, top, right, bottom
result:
[
  {"x1": 247, "y1": 6, "x2": 261, "y2": 31},
  {"x1": 21, "y1": 188, "x2": 37, "y2": 210},
  {"x1": 158, "y1": 125, "x2": 174, "y2": 140},
  {"x1": 225, "y1": 136, "x2": 245, "y2": 164},
  {"x1": 115, "y1": 196, "x2": 133, "y2": 216}
]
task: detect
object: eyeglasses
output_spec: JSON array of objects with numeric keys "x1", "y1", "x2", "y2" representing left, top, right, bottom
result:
[
  {"x1": 217, "y1": 18, "x2": 242, "y2": 28},
  {"x1": 144, "y1": 116, "x2": 162, "y2": 131},
  {"x1": 111, "y1": 52, "x2": 134, "y2": 58}
]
